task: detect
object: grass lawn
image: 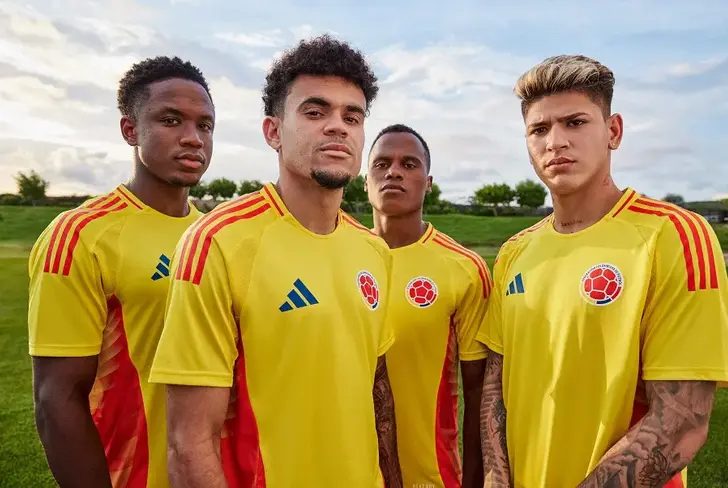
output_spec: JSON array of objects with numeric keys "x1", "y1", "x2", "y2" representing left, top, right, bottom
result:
[{"x1": 0, "y1": 205, "x2": 726, "y2": 487}]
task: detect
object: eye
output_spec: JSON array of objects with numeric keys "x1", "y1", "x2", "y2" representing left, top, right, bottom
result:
[
  {"x1": 530, "y1": 127, "x2": 546, "y2": 135},
  {"x1": 568, "y1": 119, "x2": 586, "y2": 127},
  {"x1": 199, "y1": 122, "x2": 213, "y2": 132},
  {"x1": 404, "y1": 162, "x2": 416, "y2": 170},
  {"x1": 306, "y1": 110, "x2": 323, "y2": 117},
  {"x1": 344, "y1": 115, "x2": 362, "y2": 125},
  {"x1": 162, "y1": 117, "x2": 180, "y2": 126}
]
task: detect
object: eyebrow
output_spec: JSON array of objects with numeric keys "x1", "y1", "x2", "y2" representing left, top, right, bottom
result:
[
  {"x1": 527, "y1": 111, "x2": 590, "y2": 129},
  {"x1": 158, "y1": 106, "x2": 214, "y2": 121},
  {"x1": 299, "y1": 97, "x2": 366, "y2": 116}
]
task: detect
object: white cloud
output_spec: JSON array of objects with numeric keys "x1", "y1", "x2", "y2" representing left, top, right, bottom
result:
[{"x1": 216, "y1": 30, "x2": 284, "y2": 48}]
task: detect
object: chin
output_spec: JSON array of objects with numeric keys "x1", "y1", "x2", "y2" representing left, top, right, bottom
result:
[
  {"x1": 167, "y1": 173, "x2": 202, "y2": 188},
  {"x1": 310, "y1": 168, "x2": 352, "y2": 190}
]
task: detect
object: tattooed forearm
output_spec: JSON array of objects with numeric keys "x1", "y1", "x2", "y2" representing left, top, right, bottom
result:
[
  {"x1": 578, "y1": 380, "x2": 716, "y2": 488},
  {"x1": 480, "y1": 351, "x2": 511, "y2": 488},
  {"x1": 373, "y1": 356, "x2": 403, "y2": 488}
]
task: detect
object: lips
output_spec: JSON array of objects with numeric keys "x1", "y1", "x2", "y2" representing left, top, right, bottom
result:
[
  {"x1": 319, "y1": 143, "x2": 351, "y2": 155},
  {"x1": 547, "y1": 156, "x2": 574, "y2": 168},
  {"x1": 380, "y1": 184, "x2": 405, "y2": 192},
  {"x1": 176, "y1": 153, "x2": 205, "y2": 170}
]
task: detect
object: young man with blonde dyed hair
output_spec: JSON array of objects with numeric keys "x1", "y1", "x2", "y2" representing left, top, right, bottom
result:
[{"x1": 477, "y1": 54, "x2": 728, "y2": 487}]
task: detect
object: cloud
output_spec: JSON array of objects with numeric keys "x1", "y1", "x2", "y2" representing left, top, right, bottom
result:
[{"x1": 216, "y1": 30, "x2": 285, "y2": 48}]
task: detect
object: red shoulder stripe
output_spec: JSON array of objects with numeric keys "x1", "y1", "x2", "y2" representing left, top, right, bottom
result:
[
  {"x1": 262, "y1": 185, "x2": 283, "y2": 216},
  {"x1": 636, "y1": 198, "x2": 713, "y2": 290},
  {"x1": 422, "y1": 225, "x2": 436, "y2": 244},
  {"x1": 341, "y1": 213, "x2": 376, "y2": 235},
  {"x1": 432, "y1": 235, "x2": 491, "y2": 298},
  {"x1": 611, "y1": 189, "x2": 637, "y2": 218},
  {"x1": 45, "y1": 195, "x2": 124, "y2": 274},
  {"x1": 507, "y1": 217, "x2": 550, "y2": 242},
  {"x1": 190, "y1": 203, "x2": 271, "y2": 285},
  {"x1": 115, "y1": 186, "x2": 144, "y2": 210},
  {"x1": 43, "y1": 193, "x2": 115, "y2": 273},
  {"x1": 436, "y1": 232, "x2": 493, "y2": 283},
  {"x1": 178, "y1": 193, "x2": 264, "y2": 282}
]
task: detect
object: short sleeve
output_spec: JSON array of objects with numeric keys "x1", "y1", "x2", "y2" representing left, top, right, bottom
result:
[
  {"x1": 28, "y1": 222, "x2": 107, "y2": 357},
  {"x1": 476, "y1": 249, "x2": 506, "y2": 355},
  {"x1": 377, "y1": 249, "x2": 395, "y2": 357},
  {"x1": 641, "y1": 217, "x2": 728, "y2": 382},
  {"x1": 454, "y1": 257, "x2": 492, "y2": 361},
  {"x1": 149, "y1": 235, "x2": 239, "y2": 388}
]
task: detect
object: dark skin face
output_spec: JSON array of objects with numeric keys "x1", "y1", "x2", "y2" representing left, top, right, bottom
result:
[
  {"x1": 366, "y1": 132, "x2": 432, "y2": 216},
  {"x1": 262, "y1": 75, "x2": 367, "y2": 189},
  {"x1": 120, "y1": 78, "x2": 215, "y2": 188}
]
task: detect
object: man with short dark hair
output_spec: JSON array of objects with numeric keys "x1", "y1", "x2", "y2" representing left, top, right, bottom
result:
[
  {"x1": 366, "y1": 124, "x2": 489, "y2": 488},
  {"x1": 28, "y1": 55, "x2": 215, "y2": 488},
  {"x1": 150, "y1": 34, "x2": 403, "y2": 488}
]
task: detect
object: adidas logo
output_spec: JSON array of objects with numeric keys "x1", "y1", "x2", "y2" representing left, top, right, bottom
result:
[
  {"x1": 505, "y1": 273, "x2": 525, "y2": 296},
  {"x1": 279, "y1": 279, "x2": 319, "y2": 312},
  {"x1": 151, "y1": 254, "x2": 171, "y2": 281}
]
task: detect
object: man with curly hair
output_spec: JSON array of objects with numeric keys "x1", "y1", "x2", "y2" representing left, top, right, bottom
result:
[
  {"x1": 150, "y1": 34, "x2": 403, "y2": 488},
  {"x1": 28, "y1": 56, "x2": 215, "y2": 488}
]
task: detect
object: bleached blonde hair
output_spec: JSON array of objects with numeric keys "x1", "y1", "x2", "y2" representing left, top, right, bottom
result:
[{"x1": 514, "y1": 54, "x2": 615, "y2": 118}]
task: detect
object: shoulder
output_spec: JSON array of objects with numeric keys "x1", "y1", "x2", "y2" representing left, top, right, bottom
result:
[
  {"x1": 617, "y1": 193, "x2": 712, "y2": 241},
  {"x1": 339, "y1": 211, "x2": 390, "y2": 257},
  {"x1": 496, "y1": 215, "x2": 553, "y2": 267},
  {"x1": 427, "y1": 228, "x2": 491, "y2": 295}
]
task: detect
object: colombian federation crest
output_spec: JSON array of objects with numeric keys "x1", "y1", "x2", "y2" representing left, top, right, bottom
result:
[
  {"x1": 580, "y1": 263, "x2": 623, "y2": 306},
  {"x1": 405, "y1": 276, "x2": 438, "y2": 308},
  {"x1": 357, "y1": 271, "x2": 380, "y2": 310}
]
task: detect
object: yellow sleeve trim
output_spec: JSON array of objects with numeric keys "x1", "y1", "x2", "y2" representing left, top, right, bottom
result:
[
  {"x1": 642, "y1": 367, "x2": 728, "y2": 383},
  {"x1": 459, "y1": 350, "x2": 488, "y2": 361},
  {"x1": 148, "y1": 369, "x2": 233, "y2": 388},
  {"x1": 29, "y1": 344, "x2": 101, "y2": 357},
  {"x1": 377, "y1": 333, "x2": 395, "y2": 357},
  {"x1": 475, "y1": 331, "x2": 504, "y2": 355}
]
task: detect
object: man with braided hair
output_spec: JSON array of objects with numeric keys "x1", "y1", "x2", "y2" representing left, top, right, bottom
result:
[{"x1": 28, "y1": 56, "x2": 215, "y2": 488}]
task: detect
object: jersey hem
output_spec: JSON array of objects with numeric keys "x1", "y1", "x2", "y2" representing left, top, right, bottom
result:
[
  {"x1": 475, "y1": 333, "x2": 503, "y2": 355},
  {"x1": 377, "y1": 334, "x2": 395, "y2": 357},
  {"x1": 148, "y1": 369, "x2": 233, "y2": 387},
  {"x1": 29, "y1": 344, "x2": 101, "y2": 357},
  {"x1": 642, "y1": 367, "x2": 728, "y2": 382},
  {"x1": 459, "y1": 350, "x2": 488, "y2": 361}
]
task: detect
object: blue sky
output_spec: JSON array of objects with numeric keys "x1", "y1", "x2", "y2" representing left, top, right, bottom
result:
[{"x1": 0, "y1": 0, "x2": 726, "y2": 203}]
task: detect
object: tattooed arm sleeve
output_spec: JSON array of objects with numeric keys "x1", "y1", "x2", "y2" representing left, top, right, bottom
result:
[
  {"x1": 373, "y1": 355, "x2": 403, "y2": 488},
  {"x1": 578, "y1": 380, "x2": 716, "y2": 488},
  {"x1": 480, "y1": 350, "x2": 511, "y2": 488}
]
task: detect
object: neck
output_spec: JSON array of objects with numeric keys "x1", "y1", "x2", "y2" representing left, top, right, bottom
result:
[
  {"x1": 276, "y1": 171, "x2": 343, "y2": 235},
  {"x1": 551, "y1": 175, "x2": 623, "y2": 234},
  {"x1": 126, "y1": 163, "x2": 190, "y2": 218},
  {"x1": 373, "y1": 208, "x2": 426, "y2": 249}
]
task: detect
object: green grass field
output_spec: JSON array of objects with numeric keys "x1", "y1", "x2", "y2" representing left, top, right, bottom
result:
[{"x1": 0, "y1": 205, "x2": 726, "y2": 487}]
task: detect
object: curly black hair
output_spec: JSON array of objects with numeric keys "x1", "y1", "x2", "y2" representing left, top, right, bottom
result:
[
  {"x1": 262, "y1": 34, "x2": 379, "y2": 117},
  {"x1": 117, "y1": 55, "x2": 212, "y2": 118},
  {"x1": 369, "y1": 123, "x2": 431, "y2": 172}
]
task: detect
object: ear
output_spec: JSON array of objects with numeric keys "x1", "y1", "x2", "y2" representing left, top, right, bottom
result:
[
  {"x1": 426, "y1": 175, "x2": 433, "y2": 193},
  {"x1": 120, "y1": 116, "x2": 138, "y2": 146},
  {"x1": 262, "y1": 116, "x2": 282, "y2": 152},
  {"x1": 607, "y1": 113, "x2": 624, "y2": 150}
]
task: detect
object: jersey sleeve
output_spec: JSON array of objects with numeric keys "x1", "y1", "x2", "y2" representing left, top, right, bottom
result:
[
  {"x1": 476, "y1": 248, "x2": 506, "y2": 355},
  {"x1": 641, "y1": 216, "x2": 728, "y2": 383},
  {"x1": 149, "y1": 234, "x2": 240, "y2": 388},
  {"x1": 453, "y1": 256, "x2": 491, "y2": 361},
  {"x1": 28, "y1": 221, "x2": 108, "y2": 357},
  {"x1": 377, "y1": 248, "x2": 396, "y2": 357}
]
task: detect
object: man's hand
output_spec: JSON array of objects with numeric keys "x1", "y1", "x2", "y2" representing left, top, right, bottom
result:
[
  {"x1": 32, "y1": 356, "x2": 112, "y2": 488},
  {"x1": 480, "y1": 351, "x2": 510, "y2": 488},
  {"x1": 578, "y1": 380, "x2": 716, "y2": 488},
  {"x1": 461, "y1": 358, "x2": 486, "y2": 488},
  {"x1": 373, "y1": 356, "x2": 403, "y2": 488},
  {"x1": 166, "y1": 385, "x2": 231, "y2": 488}
]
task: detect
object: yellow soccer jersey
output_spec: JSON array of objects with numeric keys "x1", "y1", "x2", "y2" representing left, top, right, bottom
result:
[
  {"x1": 149, "y1": 183, "x2": 394, "y2": 488},
  {"x1": 384, "y1": 224, "x2": 491, "y2": 488},
  {"x1": 28, "y1": 185, "x2": 201, "y2": 488},
  {"x1": 476, "y1": 188, "x2": 728, "y2": 488}
]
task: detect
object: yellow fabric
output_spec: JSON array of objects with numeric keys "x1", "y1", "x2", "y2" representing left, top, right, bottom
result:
[
  {"x1": 384, "y1": 224, "x2": 490, "y2": 488},
  {"x1": 150, "y1": 183, "x2": 394, "y2": 488},
  {"x1": 477, "y1": 188, "x2": 728, "y2": 487},
  {"x1": 28, "y1": 185, "x2": 201, "y2": 488}
]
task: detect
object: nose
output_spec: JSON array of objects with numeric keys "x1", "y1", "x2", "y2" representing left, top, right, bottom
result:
[
  {"x1": 322, "y1": 113, "x2": 348, "y2": 138},
  {"x1": 385, "y1": 163, "x2": 403, "y2": 180},
  {"x1": 545, "y1": 125, "x2": 569, "y2": 152},
  {"x1": 180, "y1": 123, "x2": 204, "y2": 148}
]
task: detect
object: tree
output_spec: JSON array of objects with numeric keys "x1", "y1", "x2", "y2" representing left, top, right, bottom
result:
[
  {"x1": 472, "y1": 183, "x2": 515, "y2": 215},
  {"x1": 343, "y1": 175, "x2": 368, "y2": 203},
  {"x1": 14, "y1": 170, "x2": 49, "y2": 201},
  {"x1": 207, "y1": 177, "x2": 237, "y2": 200},
  {"x1": 424, "y1": 182, "x2": 442, "y2": 208},
  {"x1": 663, "y1": 193, "x2": 685, "y2": 206},
  {"x1": 239, "y1": 179, "x2": 264, "y2": 195},
  {"x1": 189, "y1": 182, "x2": 207, "y2": 199},
  {"x1": 515, "y1": 179, "x2": 547, "y2": 208}
]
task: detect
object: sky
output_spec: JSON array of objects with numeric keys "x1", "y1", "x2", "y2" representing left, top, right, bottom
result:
[{"x1": 0, "y1": 0, "x2": 726, "y2": 204}]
